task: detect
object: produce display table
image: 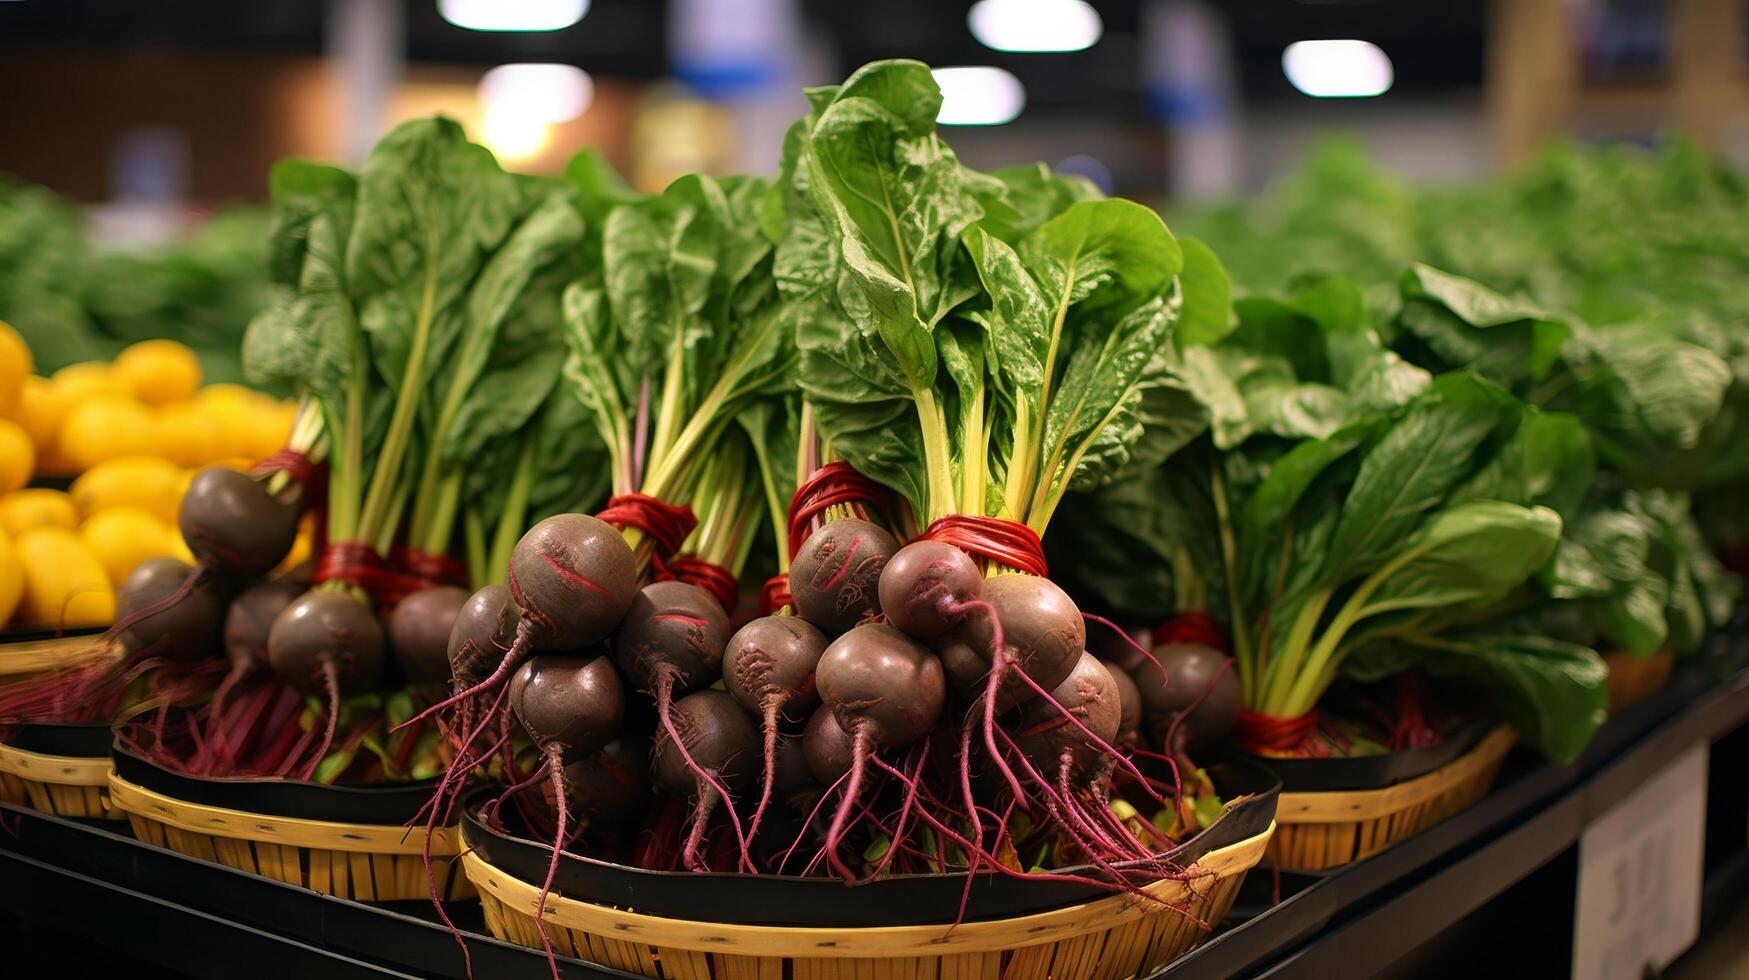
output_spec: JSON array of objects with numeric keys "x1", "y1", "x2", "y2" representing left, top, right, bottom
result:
[{"x1": 4, "y1": 638, "x2": 1747, "y2": 979}]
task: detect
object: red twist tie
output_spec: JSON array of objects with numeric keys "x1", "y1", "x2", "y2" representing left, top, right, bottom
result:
[
  {"x1": 313, "y1": 541, "x2": 423, "y2": 607},
  {"x1": 596, "y1": 493, "x2": 698, "y2": 578},
  {"x1": 785, "y1": 462, "x2": 891, "y2": 561},
  {"x1": 1153, "y1": 610, "x2": 1226, "y2": 651},
  {"x1": 1234, "y1": 708, "x2": 1322, "y2": 756},
  {"x1": 390, "y1": 546, "x2": 469, "y2": 590},
  {"x1": 667, "y1": 556, "x2": 739, "y2": 615},
  {"x1": 918, "y1": 515, "x2": 1049, "y2": 578},
  {"x1": 758, "y1": 575, "x2": 794, "y2": 616},
  {"x1": 252, "y1": 449, "x2": 327, "y2": 509}
]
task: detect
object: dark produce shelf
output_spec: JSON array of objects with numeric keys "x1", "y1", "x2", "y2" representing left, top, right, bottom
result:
[{"x1": 5, "y1": 634, "x2": 1747, "y2": 980}]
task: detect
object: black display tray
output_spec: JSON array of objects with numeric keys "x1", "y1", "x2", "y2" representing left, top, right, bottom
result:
[
  {"x1": 464, "y1": 760, "x2": 1281, "y2": 928},
  {"x1": 1233, "y1": 712, "x2": 1498, "y2": 793},
  {"x1": 111, "y1": 741, "x2": 438, "y2": 826},
  {"x1": 0, "y1": 624, "x2": 105, "y2": 644},
  {"x1": 6, "y1": 720, "x2": 112, "y2": 757}
]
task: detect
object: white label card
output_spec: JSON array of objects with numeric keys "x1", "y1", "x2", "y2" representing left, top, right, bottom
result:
[{"x1": 1572, "y1": 743, "x2": 1708, "y2": 980}]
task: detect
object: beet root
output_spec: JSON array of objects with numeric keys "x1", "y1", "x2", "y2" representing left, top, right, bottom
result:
[
  {"x1": 178, "y1": 467, "x2": 302, "y2": 576},
  {"x1": 509, "y1": 651, "x2": 625, "y2": 764},
  {"x1": 878, "y1": 540, "x2": 981, "y2": 640},
  {"x1": 1104, "y1": 659, "x2": 1144, "y2": 748},
  {"x1": 266, "y1": 588, "x2": 386, "y2": 780},
  {"x1": 935, "y1": 574, "x2": 1083, "y2": 712},
  {"x1": 650, "y1": 689, "x2": 758, "y2": 871},
  {"x1": 802, "y1": 703, "x2": 856, "y2": 785},
  {"x1": 789, "y1": 518, "x2": 898, "y2": 635},
  {"x1": 447, "y1": 584, "x2": 519, "y2": 691},
  {"x1": 1134, "y1": 641, "x2": 1241, "y2": 754},
  {"x1": 508, "y1": 514, "x2": 638, "y2": 651},
  {"x1": 116, "y1": 557, "x2": 227, "y2": 660},
  {"x1": 225, "y1": 579, "x2": 303, "y2": 677},
  {"x1": 1016, "y1": 653, "x2": 1123, "y2": 782},
  {"x1": 389, "y1": 586, "x2": 468, "y2": 685},
  {"x1": 563, "y1": 736, "x2": 650, "y2": 825},
  {"x1": 613, "y1": 581, "x2": 731, "y2": 693},
  {"x1": 723, "y1": 615, "x2": 829, "y2": 839}
]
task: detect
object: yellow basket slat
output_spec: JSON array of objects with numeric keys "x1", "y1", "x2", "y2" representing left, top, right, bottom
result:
[
  {"x1": 108, "y1": 772, "x2": 473, "y2": 902},
  {"x1": 465, "y1": 821, "x2": 1273, "y2": 979},
  {"x1": 1265, "y1": 726, "x2": 1515, "y2": 872},
  {"x1": 0, "y1": 740, "x2": 121, "y2": 820}
]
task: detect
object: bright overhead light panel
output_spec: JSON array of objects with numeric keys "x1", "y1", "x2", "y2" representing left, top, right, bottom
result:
[
  {"x1": 479, "y1": 64, "x2": 594, "y2": 123},
  {"x1": 439, "y1": 0, "x2": 588, "y2": 32},
  {"x1": 933, "y1": 66, "x2": 1026, "y2": 126},
  {"x1": 1281, "y1": 39, "x2": 1394, "y2": 98},
  {"x1": 968, "y1": 0, "x2": 1103, "y2": 53}
]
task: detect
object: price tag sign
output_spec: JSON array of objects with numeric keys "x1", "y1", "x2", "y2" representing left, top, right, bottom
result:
[{"x1": 1572, "y1": 744, "x2": 1708, "y2": 980}]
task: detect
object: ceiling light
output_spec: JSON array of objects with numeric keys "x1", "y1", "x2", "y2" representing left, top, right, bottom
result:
[
  {"x1": 439, "y1": 0, "x2": 588, "y2": 33},
  {"x1": 1281, "y1": 39, "x2": 1393, "y2": 98},
  {"x1": 932, "y1": 66, "x2": 1026, "y2": 126},
  {"x1": 481, "y1": 109, "x2": 552, "y2": 162},
  {"x1": 479, "y1": 64, "x2": 594, "y2": 123},
  {"x1": 968, "y1": 0, "x2": 1103, "y2": 53}
]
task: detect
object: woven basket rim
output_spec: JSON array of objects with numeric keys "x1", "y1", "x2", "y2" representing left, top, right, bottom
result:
[
  {"x1": 0, "y1": 741, "x2": 113, "y2": 785},
  {"x1": 1275, "y1": 725, "x2": 1516, "y2": 823},
  {"x1": 461, "y1": 821, "x2": 1274, "y2": 958}
]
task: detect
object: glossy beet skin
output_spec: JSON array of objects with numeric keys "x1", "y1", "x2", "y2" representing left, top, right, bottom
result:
[
  {"x1": 1133, "y1": 641, "x2": 1242, "y2": 750},
  {"x1": 722, "y1": 615, "x2": 828, "y2": 720},
  {"x1": 934, "y1": 574, "x2": 1084, "y2": 711},
  {"x1": 178, "y1": 467, "x2": 301, "y2": 576},
  {"x1": 388, "y1": 586, "x2": 468, "y2": 685},
  {"x1": 650, "y1": 689, "x2": 759, "y2": 794},
  {"x1": 1104, "y1": 658, "x2": 1144, "y2": 747},
  {"x1": 613, "y1": 581, "x2": 731, "y2": 692},
  {"x1": 223, "y1": 578, "x2": 303, "y2": 675},
  {"x1": 816, "y1": 623, "x2": 947, "y2": 749},
  {"x1": 446, "y1": 584, "x2": 519, "y2": 690},
  {"x1": 115, "y1": 557, "x2": 227, "y2": 660},
  {"x1": 506, "y1": 514, "x2": 638, "y2": 650},
  {"x1": 509, "y1": 651, "x2": 625, "y2": 763},
  {"x1": 1016, "y1": 653, "x2": 1123, "y2": 780},
  {"x1": 788, "y1": 518, "x2": 899, "y2": 635},
  {"x1": 879, "y1": 540, "x2": 982, "y2": 640},
  {"x1": 266, "y1": 590, "x2": 386, "y2": 696}
]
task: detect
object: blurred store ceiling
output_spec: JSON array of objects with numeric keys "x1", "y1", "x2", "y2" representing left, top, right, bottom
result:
[{"x1": 0, "y1": 0, "x2": 1489, "y2": 103}]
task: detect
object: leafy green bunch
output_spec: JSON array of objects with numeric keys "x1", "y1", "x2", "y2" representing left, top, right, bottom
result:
[{"x1": 778, "y1": 60, "x2": 1213, "y2": 546}]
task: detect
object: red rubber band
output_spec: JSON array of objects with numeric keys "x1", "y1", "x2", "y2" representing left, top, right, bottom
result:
[
  {"x1": 1153, "y1": 610, "x2": 1226, "y2": 652},
  {"x1": 918, "y1": 515, "x2": 1049, "y2": 578},
  {"x1": 314, "y1": 541, "x2": 425, "y2": 608},
  {"x1": 1234, "y1": 708, "x2": 1321, "y2": 756},
  {"x1": 597, "y1": 493, "x2": 698, "y2": 578},
  {"x1": 390, "y1": 546, "x2": 469, "y2": 590},
  {"x1": 757, "y1": 575, "x2": 794, "y2": 616},
  {"x1": 667, "y1": 556, "x2": 739, "y2": 615},
  {"x1": 786, "y1": 462, "x2": 890, "y2": 561}
]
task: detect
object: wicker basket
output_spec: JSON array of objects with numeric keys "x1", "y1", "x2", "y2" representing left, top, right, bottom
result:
[
  {"x1": 1604, "y1": 650, "x2": 1674, "y2": 714},
  {"x1": 1266, "y1": 726, "x2": 1515, "y2": 872},
  {"x1": 0, "y1": 633, "x2": 110, "y2": 682},
  {"x1": 109, "y1": 772, "x2": 473, "y2": 902},
  {"x1": 0, "y1": 740, "x2": 119, "y2": 820},
  {"x1": 464, "y1": 822, "x2": 1273, "y2": 980}
]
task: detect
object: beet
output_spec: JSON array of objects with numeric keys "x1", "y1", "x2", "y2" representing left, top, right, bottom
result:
[
  {"x1": 878, "y1": 540, "x2": 981, "y2": 639},
  {"x1": 509, "y1": 651, "x2": 625, "y2": 764},
  {"x1": 650, "y1": 689, "x2": 759, "y2": 870},
  {"x1": 1016, "y1": 653, "x2": 1123, "y2": 781},
  {"x1": 178, "y1": 467, "x2": 302, "y2": 576},
  {"x1": 771, "y1": 730, "x2": 815, "y2": 800},
  {"x1": 1104, "y1": 659, "x2": 1143, "y2": 748},
  {"x1": 1133, "y1": 641, "x2": 1241, "y2": 754},
  {"x1": 388, "y1": 586, "x2": 468, "y2": 685},
  {"x1": 613, "y1": 581, "x2": 731, "y2": 693},
  {"x1": 788, "y1": 518, "x2": 898, "y2": 635},
  {"x1": 802, "y1": 703, "x2": 855, "y2": 785},
  {"x1": 224, "y1": 579, "x2": 303, "y2": 678},
  {"x1": 508, "y1": 514, "x2": 638, "y2": 651},
  {"x1": 446, "y1": 584, "x2": 518, "y2": 692},
  {"x1": 815, "y1": 622, "x2": 947, "y2": 881},
  {"x1": 722, "y1": 614, "x2": 829, "y2": 838},
  {"x1": 116, "y1": 557, "x2": 227, "y2": 660},
  {"x1": 935, "y1": 574, "x2": 1083, "y2": 711},
  {"x1": 265, "y1": 589, "x2": 387, "y2": 781},
  {"x1": 563, "y1": 736, "x2": 650, "y2": 825}
]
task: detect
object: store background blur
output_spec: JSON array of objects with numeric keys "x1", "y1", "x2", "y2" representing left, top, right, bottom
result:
[{"x1": 4, "y1": 0, "x2": 1746, "y2": 209}]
